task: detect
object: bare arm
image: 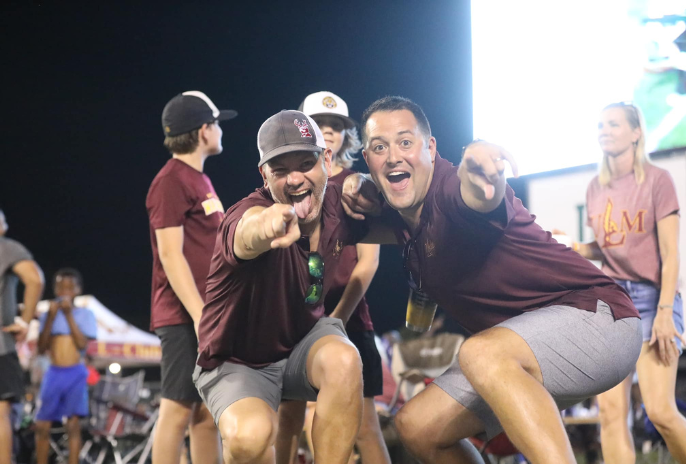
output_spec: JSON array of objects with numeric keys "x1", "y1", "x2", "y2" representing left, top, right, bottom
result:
[
  {"x1": 340, "y1": 173, "x2": 404, "y2": 245},
  {"x1": 13, "y1": 260, "x2": 44, "y2": 324},
  {"x1": 651, "y1": 213, "x2": 684, "y2": 364},
  {"x1": 155, "y1": 226, "x2": 205, "y2": 325},
  {"x1": 64, "y1": 311, "x2": 89, "y2": 350},
  {"x1": 234, "y1": 204, "x2": 301, "y2": 260},
  {"x1": 38, "y1": 303, "x2": 57, "y2": 354},
  {"x1": 457, "y1": 141, "x2": 518, "y2": 214},
  {"x1": 329, "y1": 243, "x2": 380, "y2": 325},
  {"x1": 2, "y1": 260, "x2": 45, "y2": 342},
  {"x1": 573, "y1": 240, "x2": 605, "y2": 261}
]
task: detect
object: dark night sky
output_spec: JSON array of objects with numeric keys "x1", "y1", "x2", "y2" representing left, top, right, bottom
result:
[{"x1": 1, "y1": 1, "x2": 473, "y2": 335}]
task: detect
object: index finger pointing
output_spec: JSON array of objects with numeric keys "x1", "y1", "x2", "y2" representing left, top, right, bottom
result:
[{"x1": 500, "y1": 148, "x2": 519, "y2": 178}]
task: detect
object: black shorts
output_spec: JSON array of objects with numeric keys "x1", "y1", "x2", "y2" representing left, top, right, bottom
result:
[
  {"x1": 347, "y1": 330, "x2": 383, "y2": 398},
  {"x1": 0, "y1": 352, "x2": 25, "y2": 402},
  {"x1": 156, "y1": 324, "x2": 201, "y2": 403}
]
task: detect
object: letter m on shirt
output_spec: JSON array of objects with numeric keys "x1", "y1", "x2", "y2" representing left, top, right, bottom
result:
[{"x1": 621, "y1": 210, "x2": 647, "y2": 234}]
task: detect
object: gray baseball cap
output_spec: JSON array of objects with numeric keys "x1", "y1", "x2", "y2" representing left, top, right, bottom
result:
[{"x1": 257, "y1": 110, "x2": 327, "y2": 167}]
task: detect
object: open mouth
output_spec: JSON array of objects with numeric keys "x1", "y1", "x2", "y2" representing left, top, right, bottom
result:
[
  {"x1": 290, "y1": 189, "x2": 312, "y2": 219},
  {"x1": 386, "y1": 171, "x2": 411, "y2": 191}
]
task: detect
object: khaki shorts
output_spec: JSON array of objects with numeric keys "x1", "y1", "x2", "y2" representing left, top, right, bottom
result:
[
  {"x1": 434, "y1": 300, "x2": 642, "y2": 439},
  {"x1": 193, "y1": 317, "x2": 347, "y2": 424}
]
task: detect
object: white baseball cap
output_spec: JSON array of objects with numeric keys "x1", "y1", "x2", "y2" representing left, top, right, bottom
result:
[{"x1": 298, "y1": 91, "x2": 357, "y2": 129}]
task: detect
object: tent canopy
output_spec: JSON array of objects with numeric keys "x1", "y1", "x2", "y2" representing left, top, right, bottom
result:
[{"x1": 32, "y1": 295, "x2": 160, "y2": 368}]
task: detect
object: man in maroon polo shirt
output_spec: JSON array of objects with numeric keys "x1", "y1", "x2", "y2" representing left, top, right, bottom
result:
[
  {"x1": 342, "y1": 96, "x2": 642, "y2": 464},
  {"x1": 147, "y1": 91, "x2": 236, "y2": 464},
  {"x1": 275, "y1": 92, "x2": 389, "y2": 464},
  {"x1": 193, "y1": 110, "x2": 369, "y2": 464}
]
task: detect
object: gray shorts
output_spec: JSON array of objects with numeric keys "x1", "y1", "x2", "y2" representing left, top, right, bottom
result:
[
  {"x1": 433, "y1": 300, "x2": 642, "y2": 440},
  {"x1": 193, "y1": 317, "x2": 347, "y2": 425}
]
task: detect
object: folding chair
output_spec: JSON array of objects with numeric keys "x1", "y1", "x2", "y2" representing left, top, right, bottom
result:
[
  {"x1": 387, "y1": 333, "x2": 465, "y2": 410},
  {"x1": 80, "y1": 371, "x2": 157, "y2": 464},
  {"x1": 386, "y1": 334, "x2": 526, "y2": 463}
]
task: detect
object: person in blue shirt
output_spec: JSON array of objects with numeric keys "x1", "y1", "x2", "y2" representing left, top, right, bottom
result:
[{"x1": 34, "y1": 268, "x2": 97, "y2": 464}]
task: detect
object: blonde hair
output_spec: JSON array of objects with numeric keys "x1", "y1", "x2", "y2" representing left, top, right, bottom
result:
[
  {"x1": 598, "y1": 102, "x2": 650, "y2": 186},
  {"x1": 312, "y1": 114, "x2": 363, "y2": 170},
  {"x1": 335, "y1": 126, "x2": 363, "y2": 169}
]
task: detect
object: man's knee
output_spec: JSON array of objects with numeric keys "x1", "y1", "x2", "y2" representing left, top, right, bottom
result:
[
  {"x1": 598, "y1": 395, "x2": 628, "y2": 427},
  {"x1": 317, "y1": 342, "x2": 362, "y2": 388},
  {"x1": 190, "y1": 402, "x2": 215, "y2": 428},
  {"x1": 220, "y1": 414, "x2": 276, "y2": 463},
  {"x1": 458, "y1": 330, "x2": 530, "y2": 388},
  {"x1": 395, "y1": 404, "x2": 430, "y2": 455},
  {"x1": 158, "y1": 398, "x2": 193, "y2": 429},
  {"x1": 644, "y1": 401, "x2": 679, "y2": 431},
  {"x1": 458, "y1": 335, "x2": 500, "y2": 381}
]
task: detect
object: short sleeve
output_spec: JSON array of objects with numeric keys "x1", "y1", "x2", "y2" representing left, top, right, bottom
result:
[
  {"x1": 654, "y1": 170, "x2": 679, "y2": 221},
  {"x1": 438, "y1": 168, "x2": 515, "y2": 232},
  {"x1": 219, "y1": 191, "x2": 274, "y2": 266},
  {"x1": 146, "y1": 174, "x2": 194, "y2": 230},
  {"x1": 1, "y1": 240, "x2": 33, "y2": 272},
  {"x1": 78, "y1": 309, "x2": 98, "y2": 339}
]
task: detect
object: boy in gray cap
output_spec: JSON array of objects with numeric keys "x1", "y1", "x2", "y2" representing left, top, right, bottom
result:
[{"x1": 194, "y1": 110, "x2": 370, "y2": 464}]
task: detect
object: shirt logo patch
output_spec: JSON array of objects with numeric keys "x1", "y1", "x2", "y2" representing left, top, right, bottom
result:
[
  {"x1": 202, "y1": 195, "x2": 224, "y2": 216},
  {"x1": 322, "y1": 96, "x2": 337, "y2": 109},
  {"x1": 294, "y1": 119, "x2": 313, "y2": 138},
  {"x1": 425, "y1": 239, "x2": 436, "y2": 258},
  {"x1": 333, "y1": 240, "x2": 343, "y2": 257},
  {"x1": 593, "y1": 198, "x2": 646, "y2": 248}
]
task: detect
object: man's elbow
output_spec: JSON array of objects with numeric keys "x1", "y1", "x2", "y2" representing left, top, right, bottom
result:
[
  {"x1": 23, "y1": 263, "x2": 45, "y2": 287},
  {"x1": 158, "y1": 248, "x2": 182, "y2": 266}
]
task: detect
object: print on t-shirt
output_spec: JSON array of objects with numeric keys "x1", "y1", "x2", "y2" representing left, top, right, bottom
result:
[
  {"x1": 202, "y1": 193, "x2": 224, "y2": 216},
  {"x1": 590, "y1": 198, "x2": 647, "y2": 248}
]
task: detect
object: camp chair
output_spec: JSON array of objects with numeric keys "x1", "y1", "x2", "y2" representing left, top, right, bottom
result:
[
  {"x1": 387, "y1": 333, "x2": 525, "y2": 463},
  {"x1": 387, "y1": 333, "x2": 465, "y2": 410},
  {"x1": 80, "y1": 370, "x2": 156, "y2": 464}
]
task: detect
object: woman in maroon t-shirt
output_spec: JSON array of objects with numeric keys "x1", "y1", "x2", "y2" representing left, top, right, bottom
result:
[
  {"x1": 275, "y1": 92, "x2": 390, "y2": 464},
  {"x1": 575, "y1": 102, "x2": 686, "y2": 463}
]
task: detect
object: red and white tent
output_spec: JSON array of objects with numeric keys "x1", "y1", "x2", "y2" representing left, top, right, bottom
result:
[{"x1": 24, "y1": 295, "x2": 161, "y2": 369}]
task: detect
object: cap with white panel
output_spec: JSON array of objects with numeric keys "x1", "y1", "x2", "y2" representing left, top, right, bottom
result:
[
  {"x1": 298, "y1": 91, "x2": 357, "y2": 129},
  {"x1": 161, "y1": 90, "x2": 237, "y2": 137}
]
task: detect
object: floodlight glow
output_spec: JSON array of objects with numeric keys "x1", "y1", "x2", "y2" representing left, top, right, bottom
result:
[{"x1": 471, "y1": 0, "x2": 686, "y2": 176}]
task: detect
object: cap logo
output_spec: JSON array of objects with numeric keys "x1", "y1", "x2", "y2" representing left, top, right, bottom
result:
[
  {"x1": 322, "y1": 96, "x2": 337, "y2": 109},
  {"x1": 294, "y1": 119, "x2": 313, "y2": 138}
]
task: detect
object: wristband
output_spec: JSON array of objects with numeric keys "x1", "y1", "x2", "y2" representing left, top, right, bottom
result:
[
  {"x1": 13, "y1": 317, "x2": 29, "y2": 329},
  {"x1": 658, "y1": 304, "x2": 673, "y2": 310},
  {"x1": 572, "y1": 242, "x2": 580, "y2": 252}
]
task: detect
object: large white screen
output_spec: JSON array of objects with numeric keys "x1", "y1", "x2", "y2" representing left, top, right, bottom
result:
[{"x1": 472, "y1": 0, "x2": 686, "y2": 176}]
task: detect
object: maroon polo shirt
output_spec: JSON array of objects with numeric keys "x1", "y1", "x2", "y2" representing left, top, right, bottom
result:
[
  {"x1": 390, "y1": 154, "x2": 638, "y2": 335},
  {"x1": 146, "y1": 159, "x2": 224, "y2": 331},
  {"x1": 197, "y1": 184, "x2": 368, "y2": 369},
  {"x1": 325, "y1": 169, "x2": 374, "y2": 333}
]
